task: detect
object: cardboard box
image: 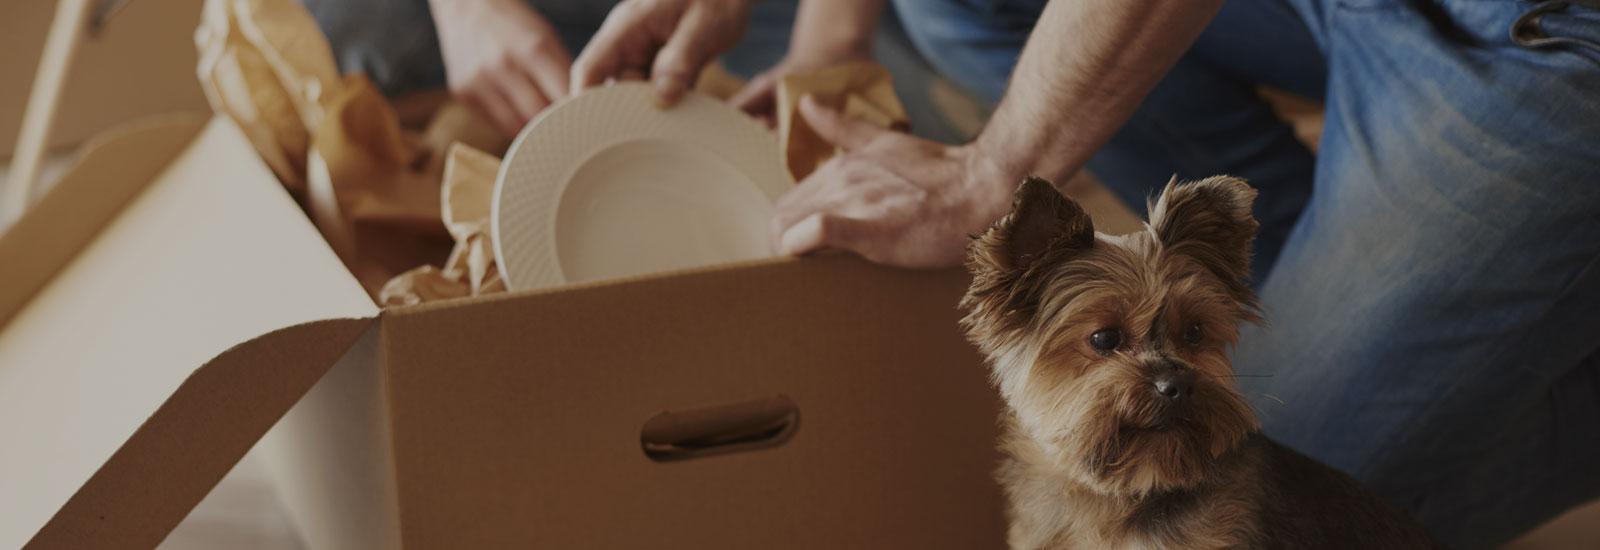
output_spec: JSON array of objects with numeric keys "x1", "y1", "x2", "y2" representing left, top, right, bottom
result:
[
  {"x1": 0, "y1": 0, "x2": 208, "y2": 159},
  {"x1": 0, "y1": 113, "x2": 1008, "y2": 548}
]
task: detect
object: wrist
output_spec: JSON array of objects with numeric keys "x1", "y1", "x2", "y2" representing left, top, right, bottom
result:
[
  {"x1": 972, "y1": 118, "x2": 1085, "y2": 185},
  {"x1": 959, "y1": 141, "x2": 1030, "y2": 227},
  {"x1": 967, "y1": 133, "x2": 1033, "y2": 188},
  {"x1": 787, "y1": 0, "x2": 882, "y2": 65}
]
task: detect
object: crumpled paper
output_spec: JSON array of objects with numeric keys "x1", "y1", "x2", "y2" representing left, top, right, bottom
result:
[
  {"x1": 303, "y1": 74, "x2": 450, "y2": 292},
  {"x1": 379, "y1": 144, "x2": 506, "y2": 306},
  {"x1": 196, "y1": 0, "x2": 504, "y2": 297},
  {"x1": 775, "y1": 61, "x2": 910, "y2": 182},
  {"x1": 195, "y1": 0, "x2": 340, "y2": 196},
  {"x1": 197, "y1": 0, "x2": 909, "y2": 305}
]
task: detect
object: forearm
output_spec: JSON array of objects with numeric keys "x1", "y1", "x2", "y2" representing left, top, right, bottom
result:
[
  {"x1": 788, "y1": 0, "x2": 889, "y2": 59},
  {"x1": 973, "y1": 0, "x2": 1224, "y2": 186}
]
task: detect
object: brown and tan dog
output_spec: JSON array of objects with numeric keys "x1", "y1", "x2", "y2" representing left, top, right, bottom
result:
[{"x1": 960, "y1": 176, "x2": 1443, "y2": 549}]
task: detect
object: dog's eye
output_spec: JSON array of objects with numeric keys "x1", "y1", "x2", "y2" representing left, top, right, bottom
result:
[
  {"x1": 1184, "y1": 323, "x2": 1203, "y2": 347},
  {"x1": 1089, "y1": 329, "x2": 1122, "y2": 354}
]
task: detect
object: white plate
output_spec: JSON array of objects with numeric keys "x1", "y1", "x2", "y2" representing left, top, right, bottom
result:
[{"x1": 492, "y1": 83, "x2": 791, "y2": 291}]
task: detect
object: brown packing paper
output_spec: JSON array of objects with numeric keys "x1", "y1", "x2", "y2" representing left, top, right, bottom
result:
[
  {"x1": 694, "y1": 62, "x2": 747, "y2": 102},
  {"x1": 195, "y1": 0, "x2": 340, "y2": 196},
  {"x1": 196, "y1": 0, "x2": 505, "y2": 298},
  {"x1": 776, "y1": 61, "x2": 909, "y2": 182},
  {"x1": 379, "y1": 144, "x2": 506, "y2": 306},
  {"x1": 305, "y1": 74, "x2": 453, "y2": 294},
  {"x1": 438, "y1": 144, "x2": 503, "y2": 296}
]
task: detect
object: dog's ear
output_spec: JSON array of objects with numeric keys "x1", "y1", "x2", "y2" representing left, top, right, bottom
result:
[
  {"x1": 969, "y1": 176, "x2": 1095, "y2": 276},
  {"x1": 1147, "y1": 176, "x2": 1259, "y2": 300}
]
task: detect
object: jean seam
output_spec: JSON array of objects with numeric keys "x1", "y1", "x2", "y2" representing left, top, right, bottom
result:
[{"x1": 1512, "y1": 1, "x2": 1600, "y2": 52}]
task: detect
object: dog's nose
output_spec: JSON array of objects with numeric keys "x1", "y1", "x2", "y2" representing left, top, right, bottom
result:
[{"x1": 1153, "y1": 373, "x2": 1193, "y2": 401}]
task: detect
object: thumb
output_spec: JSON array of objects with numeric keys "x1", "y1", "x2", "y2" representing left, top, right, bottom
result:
[
  {"x1": 798, "y1": 94, "x2": 882, "y2": 151},
  {"x1": 777, "y1": 212, "x2": 875, "y2": 257},
  {"x1": 651, "y1": 8, "x2": 720, "y2": 108}
]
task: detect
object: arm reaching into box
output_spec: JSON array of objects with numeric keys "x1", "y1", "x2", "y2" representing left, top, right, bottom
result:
[{"x1": 770, "y1": 0, "x2": 1227, "y2": 268}]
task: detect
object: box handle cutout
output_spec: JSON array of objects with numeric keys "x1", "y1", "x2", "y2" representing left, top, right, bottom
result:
[{"x1": 641, "y1": 394, "x2": 799, "y2": 462}]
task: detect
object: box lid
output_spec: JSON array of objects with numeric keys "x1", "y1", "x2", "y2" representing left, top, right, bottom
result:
[
  {"x1": 0, "y1": 0, "x2": 208, "y2": 158},
  {"x1": 0, "y1": 115, "x2": 379, "y2": 548}
]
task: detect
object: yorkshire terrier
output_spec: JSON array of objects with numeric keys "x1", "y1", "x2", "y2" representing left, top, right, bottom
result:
[{"x1": 960, "y1": 176, "x2": 1442, "y2": 549}]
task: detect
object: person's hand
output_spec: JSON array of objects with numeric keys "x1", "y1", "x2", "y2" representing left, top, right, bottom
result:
[
  {"x1": 771, "y1": 96, "x2": 1020, "y2": 269},
  {"x1": 430, "y1": 0, "x2": 572, "y2": 137},
  {"x1": 729, "y1": 48, "x2": 871, "y2": 126},
  {"x1": 570, "y1": 0, "x2": 755, "y2": 107}
]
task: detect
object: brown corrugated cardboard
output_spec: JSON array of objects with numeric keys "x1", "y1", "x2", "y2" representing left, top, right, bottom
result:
[
  {"x1": 258, "y1": 324, "x2": 401, "y2": 550},
  {"x1": 0, "y1": 0, "x2": 207, "y2": 159},
  {"x1": 25, "y1": 318, "x2": 372, "y2": 550},
  {"x1": 0, "y1": 112, "x2": 1007, "y2": 548},
  {"x1": 0, "y1": 115, "x2": 205, "y2": 330},
  {"x1": 381, "y1": 257, "x2": 1002, "y2": 548},
  {"x1": 0, "y1": 116, "x2": 380, "y2": 548}
]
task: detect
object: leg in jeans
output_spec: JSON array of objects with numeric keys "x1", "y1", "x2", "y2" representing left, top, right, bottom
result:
[
  {"x1": 1233, "y1": 0, "x2": 1600, "y2": 546},
  {"x1": 897, "y1": 0, "x2": 1600, "y2": 545},
  {"x1": 893, "y1": 0, "x2": 1322, "y2": 283}
]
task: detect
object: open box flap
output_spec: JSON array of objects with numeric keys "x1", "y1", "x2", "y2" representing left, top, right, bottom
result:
[
  {"x1": 0, "y1": 0, "x2": 207, "y2": 157},
  {"x1": 0, "y1": 114, "x2": 207, "y2": 330},
  {"x1": 0, "y1": 115, "x2": 380, "y2": 548},
  {"x1": 24, "y1": 317, "x2": 373, "y2": 550}
]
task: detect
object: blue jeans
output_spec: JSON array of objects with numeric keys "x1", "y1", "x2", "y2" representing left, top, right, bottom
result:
[
  {"x1": 896, "y1": 0, "x2": 1600, "y2": 546},
  {"x1": 299, "y1": 0, "x2": 973, "y2": 143}
]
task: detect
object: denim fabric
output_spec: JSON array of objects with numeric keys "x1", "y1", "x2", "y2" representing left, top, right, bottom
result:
[
  {"x1": 298, "y1": 0, "x2": 972, "y2": 143},
  {"x1": 896, "y1": 0, "x2": 1600, "y2": 547}
]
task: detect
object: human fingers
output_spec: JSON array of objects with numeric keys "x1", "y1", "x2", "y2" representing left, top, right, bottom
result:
[
  {"x1": 517, "y1": 31, "x2": 573, "y2": 103},
  {"x1": 797, "y1": 93, "x2": 884, "y2": 152},
  {"x1": 570, "y1": 2, "x2": 653, "y2": 95},
  {"x1": 650, "y1": 6, "x2": 727, "y2": 107},
  {"x1": 463, "y1": 85, "x2": 526, "y2": 137},
  {"x1": 776, "y1": 212, "x2": 878, "y2": 257},
  {"x1": 495, "y1": 68, "x2": 550, "y2": 125},
  {"x1": 768, "y1": 154, "x2": 849, "y2": 250}
]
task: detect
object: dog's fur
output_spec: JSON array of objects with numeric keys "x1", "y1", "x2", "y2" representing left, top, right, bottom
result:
[{"x1": 959, "y1": 176, "x2": 1443, "y2": 549}]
